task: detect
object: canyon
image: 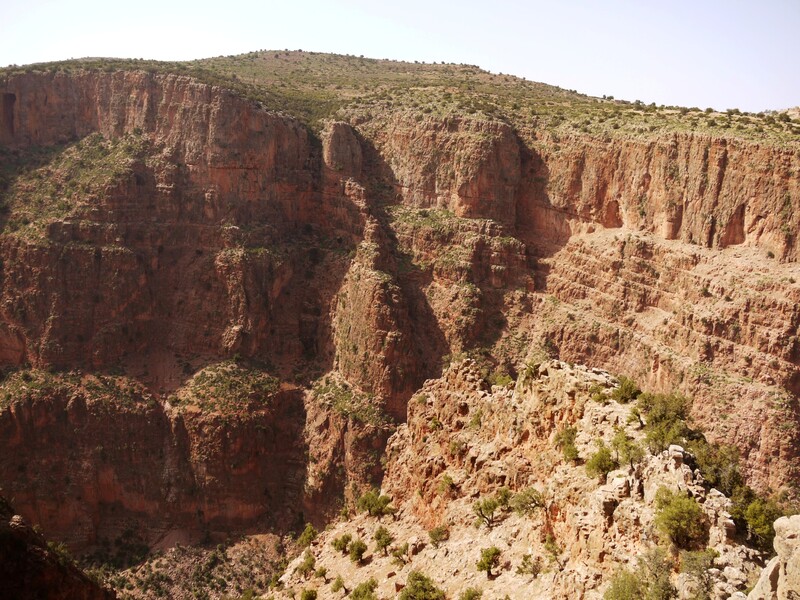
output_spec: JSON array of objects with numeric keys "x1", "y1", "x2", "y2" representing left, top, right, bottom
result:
[{"x1": 0, "y1": 53, "x2": 798, "y2": 597}]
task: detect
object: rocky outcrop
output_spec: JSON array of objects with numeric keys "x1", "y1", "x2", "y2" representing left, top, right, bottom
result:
[
  {"x1": 748, "y1": 514, "x2": 800, "y2": 600},
  {"x1": 0, "y1": 495, "x2": 115, "y2": 600},
  {"x1": 278, "y1": 360, "x2": 767, "y2": 599}
]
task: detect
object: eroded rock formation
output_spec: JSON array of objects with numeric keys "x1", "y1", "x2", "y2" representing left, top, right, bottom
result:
[{"x1": 0, "y1": 66, "x2": 797, "y2": 568}]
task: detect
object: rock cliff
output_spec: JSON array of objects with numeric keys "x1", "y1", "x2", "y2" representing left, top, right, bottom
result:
[{"x1": 0, "y1": 56, "x2": 798, "y2": 596}]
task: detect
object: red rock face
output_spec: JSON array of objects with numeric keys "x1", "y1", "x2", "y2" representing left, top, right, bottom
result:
[
  {"x1": 0, "y1": 69, "x2": 798, "y2": 554},
  {"x1": 0, "y1": 381, "x2": 306, "y2": 548}
]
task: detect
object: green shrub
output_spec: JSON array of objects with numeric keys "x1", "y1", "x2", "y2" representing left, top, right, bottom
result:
[
  {"x1": 428, "y1": 525, "x2": 450, "y2": 547},
  {"x1": 611, "y1": 427, "x2": 645, "y2": 469},
  {"x1": 349, "y1": 538, "x2": 368, "y2": 563},
  {"x1": 743, "y1": 497, "x2": 783, "y2": 551},
  {"x1": 637, "y1": 392, "x2": 690, "y2": 453},
  {"x1": 516, "y1": 553, "x2": 543, "y2": 577},
  {"x1": 437, "y1": 474, "x2": 456, "y2": 497},
  {"x1": 679, "y1": 548, "x2": 718, "y2": 600},
  {"x1": 611, "y1": 376, "x2": 640, "y2": 403},
  {"x1": 604, "y1": 547, "x2": 676, "y2": 600},
  {"x1": 300, "y1": 589, "x2": 317, "y2": 600},
  {"x1": 544, "y1": 535, "x2": 563, "y2": 568},
  {"x1": 331, "y1": 533, "x2": 351, "y2": 553},
  {"x1": 654, "y1": 487, "x2": 707, "y2": 549},
  {"x1": 295, "y1": 550, "x2": 315, "y2": 577},
  {"x1": 297, "y1": 523, "x2": 318, "y2": 547},
  {"x1": 687, "y1": 439, "x2": 742, "y2": 496},
  {"x1": 391, "y1": 542, "x2": 410, "y2": 566},
  {"x1": 476, "y1": 546, "x2": 501, "y2": 577},
  {"x1": 374, "y1": 526, "x2": 393, "y2": 555},
  {"x1": 473, "y1": 497, "x2": 500, "y2": 528},
  {"x1": 585, "y1": 440, "x2": 618, "y2": 480},
  {"x1": 331, "y1": 575, "x2": 345, "y2": 593},
  {"x1": 399, "y1": 571, "x2": 446, "y2": 599},
  {"x1": 351, "y1": 577, "x2": 378, "y2": 600},
  {"x1": 510, "y1": 487, "x2": 544, "y2": 516},
  {"x1": 459, "y1": 588, "x2": 483, "y2": 600},
  {"x1": 357, "y1": 489, "x2": 394, "y2": 517},
  {"x1": 555, "y1": 425, "x2": 579, "y2": 462},
  {"x1": 496, "y1": 486, "x2": 512, "y2": 509}
]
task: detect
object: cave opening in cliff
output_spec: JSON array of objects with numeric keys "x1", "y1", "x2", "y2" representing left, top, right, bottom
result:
[{"x1": 1, "y1": 93, "x2": 15, "y2": 138}]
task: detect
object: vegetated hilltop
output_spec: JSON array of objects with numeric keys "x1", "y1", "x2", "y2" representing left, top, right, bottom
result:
[{"x1": 0, "y1": 50, "x2": 798, "y2": 598}]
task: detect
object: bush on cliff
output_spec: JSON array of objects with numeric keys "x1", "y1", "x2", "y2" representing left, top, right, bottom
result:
[{"x1": 654, "y1": 487, "x2": 707, "y2": 549}]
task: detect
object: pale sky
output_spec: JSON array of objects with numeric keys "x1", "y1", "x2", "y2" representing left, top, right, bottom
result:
[{"x1": 2, "y1": 0, "x2": 798, "y2": 113}]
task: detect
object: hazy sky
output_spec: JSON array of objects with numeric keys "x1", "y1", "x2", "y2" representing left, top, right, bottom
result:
[{"x1": 2, "y1": 0, "x2": 798, "y2": 112}]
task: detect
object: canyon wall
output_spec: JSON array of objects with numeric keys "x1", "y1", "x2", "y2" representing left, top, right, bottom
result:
[{"x1": 0, "y1": 70, "x2": 798, "y2": 552}]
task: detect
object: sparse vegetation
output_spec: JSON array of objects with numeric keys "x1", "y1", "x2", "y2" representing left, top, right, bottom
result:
[
  {"x1": 459, "y1": 588, "x2": 483, "y2": 600},
  {"x1": 350, "y1": 577, "x2": 378, "y2": 600},
  {"x1": 373, "y1": 526, "x2": 393, "y2": 555},
  {"x1": 476, "y1": 546, "x2": 501, "y2": 577},
  {"x1": 428, "y1": 525, "x2": 450, "y2": 547},
  {"x1": 679, "y1": 548, "x2": 719, "y2": 600},
  {"x1": 516, "y1": 554, "x2": 543, "y2": 577},
  {"x1": 178, "y1": 360, "x2": 279, "y2": 413},
  {"x1": 331, "y1": 533, "x2": 352, "y2": 554},
  {"x1": 399, "y1": 571, "x2": 446, "y2": 600},
  {"x1": 585, "y1": 440, "x2": 618, "y2": 480},
  {"x1": 349, "y1": 538, "x2": 368, "y2": 563},
  {"x1": 611, "y1": 376, "x2": 640, "y2": 403},
  {"x1": 604, "y1": 548, "x2": 676, "y2": 600},
  {"x1": 510, "y1": 487, "x2": 545, "y2": 516},
  {"x1": 654, "y1": 487, "x2": 707, "y2": 549},
  {"x1": 554, "y1": 425, "x2": 579, "y2": 462},
  {"x1": 356, "y1": 489, "x2": 394, "y2": 517},
  {"x1": 297, "y1": 523, "x2": 317, "y2": 548}
]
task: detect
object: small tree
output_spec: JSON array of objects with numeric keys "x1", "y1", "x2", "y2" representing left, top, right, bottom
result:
[
  {"x1": 744, "y1": 496, "x2": 783, "y2": 551},
  {"x1": 399, "y1": 571, "x2": 446, "y2": 600},
  {"x1": 611, "y1": 428, "x2": 645, "y2": 469},
  {"x1": 391, "y1": 542, "x2": 410, "y2": 566},
  {"x1": 331, "y1": 575, "x2": 346, "y2": 593},
  {"x1": 585, "y1": 440, "x2": 617, "y2": 481},
  {"x1": 374, "y1": 526, "x2": 393, "y2": 555},
  {"x1": 300, "y1": 589, "x2": 317, "y2": 600},
  {"x1": 476, "y1": 546, "x2": 501, "y2": 577},
  {"x1": 298, "y1": 523, "x2": 318, "y2": 548},
  {"x1": 428, "y1": 525, "x2": 450, "y2": 548},
  {"x1": 680, "y1": 548, "x2": 719, "y2": 600},
  {"x1": 544, "y1": 535, "x2": 563, "y2": 568},
  {"x1": 496, "y1": 487, "x2": 512, "y2": 509},
  {"x1": 351, "y1": 577, "x2": 378, "y2": 600},
  {"x1": 611, "y1": 376, "x2": 640, "y2": 403},
  {"x1": 473, "y1": 497, "x2": 500, "y2": 528},
  {"x1": 357, "y1": 489, "x2": 394, "y2": 517},
  {"x1": 516, "y1": 554, "x2": 543, "y2": 577},
  {"x1": 555, "y1": 425, "x2": 579, "y2": 461},
  {"x1": 349, "y1": 538, "x2": 368, "y2": 563},
  {"x1": 459, "y1": 588, "x2": 483, "y2": 600},
  {"x1": 295, "y1": 550, "x2": 315, "y2": 578},
  {"x1": 604, "y1": 548, "x2": 676, "y2": 600},
  {"x1": 654, "y1": 487, "x2": 707, "y2": 549},
  {"x1": 331, "y1": 533, "x2": 352, "y2": 554},
  {"x1": 510, "y1": 487, "x2": 544, "y2": 516}
]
